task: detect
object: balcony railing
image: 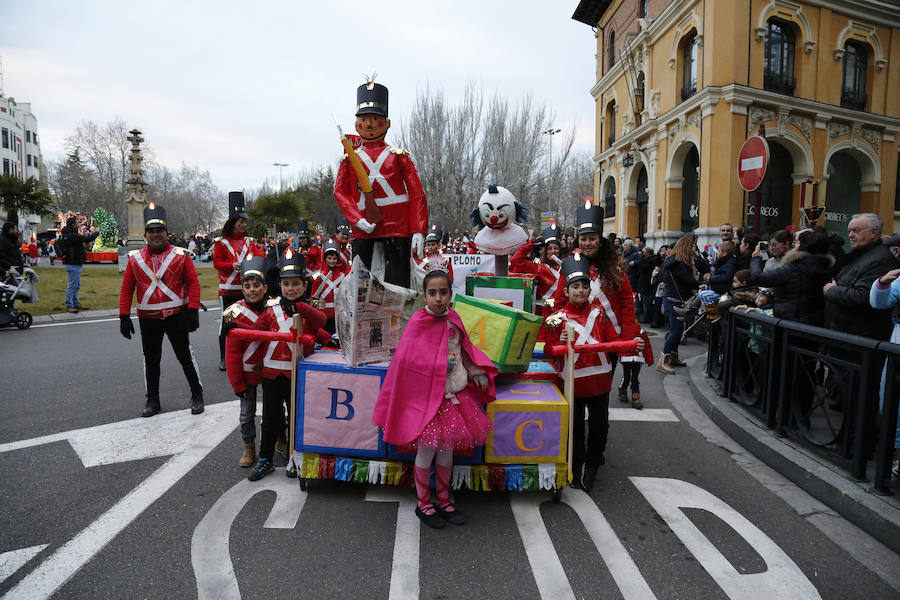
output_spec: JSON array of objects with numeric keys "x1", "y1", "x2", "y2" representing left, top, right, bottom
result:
[
  {"x1": 764, "y1": 72, "x2": 796, "y2": 95},
  {"x1": 680, "y1": 84, "x2": 697, "y2": 101},
  {"x1": 841, "y1": 89, "x2": 867, "y2": 111}
]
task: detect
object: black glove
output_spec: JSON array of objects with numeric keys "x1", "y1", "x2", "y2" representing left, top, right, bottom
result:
[
  {"x1": 183, "y1": 307, "x2": 199, "y2": 332},
  {"x1": 120, "y1": 315, "x2": 135, "y2": 339},
  {"x1": 221, "y1": 321, "x2": 240, "y2": 336},
  {"x1": 282, "y1": 300, "x2": 298, "y2": 317}
]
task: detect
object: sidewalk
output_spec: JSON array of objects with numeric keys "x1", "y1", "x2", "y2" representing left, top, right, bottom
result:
[
  {"x1": 33, "y1": 300, "x2": 221, "y2": 323},
  {"x1": 684, "y1": 352, "x2": 900, "y2": 554}
]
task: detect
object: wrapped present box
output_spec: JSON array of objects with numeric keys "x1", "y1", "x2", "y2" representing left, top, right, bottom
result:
[
  {"x1": 465, "y1": 274, "x2": 536, "y2": 312},
  {"x1": 453, "y1": 294, "x2": 543, "y2": 373},
  {"x1": 485, "y1": 380, "x2": 568, "y2": 464},
  {"x1": 295, "y1": 351, "x2": 388, "y2": 458},
  {"x1": 498, "y1": 360, "x2": 557, "y2": 383}
]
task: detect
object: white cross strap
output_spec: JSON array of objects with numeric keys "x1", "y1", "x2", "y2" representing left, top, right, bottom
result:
[
  {"x1": 537, "y1": 269, "x2": 560, "y2": 306},
  {"x1": 134, "y1": 250, "x2": 187, "y2": 311},
  {"x1": 356, "y1": 146, "x2": 409, "y2": 210},
  {"x1": 561, "y1": 307, "x2": 611, "y2": 379},
  {"x1": 262, "y1": 305, "x2": 293, "y2": 371},
  {"x1": 590, "y1": 278, "x2": 621, "y2": 334},
  {"x1": 314, "y1": 273, "x2": 345, "y2": 301},
  {"x1": 219, "y1": 238, "x2": 249, "y2": 291}
]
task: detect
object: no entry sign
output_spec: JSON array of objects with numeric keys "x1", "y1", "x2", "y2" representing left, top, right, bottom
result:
[{"x1": 738, "y1": 135, "x2": 769, "y2": 192}]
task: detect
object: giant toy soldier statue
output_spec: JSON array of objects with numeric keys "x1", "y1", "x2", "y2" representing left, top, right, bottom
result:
[{"x1": 334, "y1": 76, "x2": 428, "y2": 287}]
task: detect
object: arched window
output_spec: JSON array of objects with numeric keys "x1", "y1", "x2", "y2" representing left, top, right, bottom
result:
[
  {"x1": 681, "y1": 33, "x2": 698, "y2": 100},
  {"x1": 604, "y1": 178, "x2": 616, "y2": 220},
  {"x1": 841, "y1": 41, "x2": 867, "y2": 111},
  {"x1": 764, "y1": 19, "x2": 796, "y2": 95},
  {"x1": 638, "y1": 0, "x2": 649, "y2": 19},
  {"x1": 606, "y1": 101, "x2": 616, "y2": 148},
  {"x1": 608, "y1": 31, "x2": 616, "y2": 70}
]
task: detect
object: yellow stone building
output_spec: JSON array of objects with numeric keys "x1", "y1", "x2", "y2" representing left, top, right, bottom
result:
[{"x1": 572, "y1": 0, "x2": 900, "y2": 249}]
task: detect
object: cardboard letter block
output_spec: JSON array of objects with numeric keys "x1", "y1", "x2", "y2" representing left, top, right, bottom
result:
[
  {"x1": 295, "y1": 351, "x2": 388, "y2": 458},
  {"x1": 465, "y1": 274, "x2": 536, "y2": 312},
  {"x1": 486, "y1": 380, "x2": 568, "y2": 464},
  {"x1": 453, "y1": 294, "x2": 543, "y2": 373}
]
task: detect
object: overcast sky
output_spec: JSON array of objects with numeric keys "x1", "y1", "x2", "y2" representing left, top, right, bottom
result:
[{"x1": 2, "y1": 1, "x2": 598, "y2": 198}]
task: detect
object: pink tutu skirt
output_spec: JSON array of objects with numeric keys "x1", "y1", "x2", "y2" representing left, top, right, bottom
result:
[{"x1": 412, "y1": 388, "x2": 493, "y2": 451}]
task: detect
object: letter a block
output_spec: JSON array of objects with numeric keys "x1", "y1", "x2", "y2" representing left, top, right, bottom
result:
[
  {"x1": 452, "y1": 293, "x2": 543, "y2": 373},
  {"x1": 485, "y1": 380, "x2": 568, "y2": 464},
  {"x1": 295, "y1": 351, "x2": 388, "y2": 458}
]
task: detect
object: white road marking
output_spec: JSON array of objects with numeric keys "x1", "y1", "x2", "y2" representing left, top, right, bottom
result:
[
  {"x1": 631, "y1": 477, "x2": 821, "y2": 600},
  {"x1": 0, "y1": 305, "x2": 221, "y2": 331},
  {"x1": 192, "y1": 476, "x2": 306, "y2": 600},
  {"x1": 510, "y1": 490, "x2": 656, "y2": 600},
  {"x1": 0, "y1": 545, "x2": 48, "y2": 585},
  {"x1": 608, "y1": 408, "x2": 678, "y2": 421},
  {"x1": 0, "y1": 402, "x2": 237, "y2": 600},
  {"x1": 365, "y1": 487, "x2": 420, "y2": 600}
]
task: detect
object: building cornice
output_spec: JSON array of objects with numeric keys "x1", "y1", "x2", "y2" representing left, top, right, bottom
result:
[{"x1": 802, "y1": 0, "x2": 900, "y2": 29}]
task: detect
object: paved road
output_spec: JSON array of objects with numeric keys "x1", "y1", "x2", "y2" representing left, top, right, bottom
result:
[{"x1": 1, "y1": 312, "x2": 897, "y2": 599}]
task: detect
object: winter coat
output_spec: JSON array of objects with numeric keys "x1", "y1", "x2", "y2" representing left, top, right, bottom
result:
[
  {"x1": 635, "y1": 254, "x2": 659, "y2": 296},
  {"x1": 0, "y1": 231, "x2": 24, "y2": 275},
  {"x1": 623, "y1": 248, "x2": 641, "y2": 289},
  {"x1": 824, "y1": 240, "x2": 897, "y2": 341},
  {"x1": 708, "y1": 255, "x2": 739, "y2": 295},
  {"x1": 661, "y1": 256, "x2": 702, "y2": 301},
  {"x1": 750, "y1": 251, "x2": 834, "y2": 326},
  {"x1": 60, "y1": 225, "x2": 99, "y2": 265}
]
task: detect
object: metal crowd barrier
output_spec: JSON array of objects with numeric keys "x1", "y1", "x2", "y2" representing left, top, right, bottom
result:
[{"x1": 707, "y1": 307, "x2": 899, "y2": 495}]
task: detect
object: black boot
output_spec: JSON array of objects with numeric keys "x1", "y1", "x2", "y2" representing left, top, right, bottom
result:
[
  {"x1": 142, "y1": 396, "x2": 161, "y2": 418},
  {"x1": 190, "y1": 391, "x2": 204, "y2": 414},
  {"x1": 581, "y1": 465, "x2": 599, "y2": 492},
  {"x1": 218, "y1": 334, "x2": 227, "y2": 371}
]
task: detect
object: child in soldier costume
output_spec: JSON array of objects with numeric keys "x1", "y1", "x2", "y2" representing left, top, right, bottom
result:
[
  {"x1": 510, "y1": 223, "x2": 563, "y2": 339},
  {"x1": 309, "y1": 239, "x2": 350, "y2": 336}
]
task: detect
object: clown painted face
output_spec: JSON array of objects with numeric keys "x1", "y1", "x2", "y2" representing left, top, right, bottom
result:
[
  {"x1": 355, "y1": 114, "x2": 390, "y2": 142},
  {"x1": 477, "y1": 195, "x2": 514, "y2": 230}
]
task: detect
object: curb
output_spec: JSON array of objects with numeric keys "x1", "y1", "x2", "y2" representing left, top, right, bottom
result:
[{"x1": 685, "y1": 356, "x2": 900, "y2": 555}]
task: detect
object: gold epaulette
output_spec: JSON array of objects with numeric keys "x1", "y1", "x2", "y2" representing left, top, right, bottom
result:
[
  {"x1": 222, "y1": 303, "x2": 242, "y2": 322},
  {"x1": 128, "y1": 249, "x2": 141, "y2": 257},
  {"x1": 213, "y1": 236, "x2": 222, "y2": 243},
  {"x1": 266, "y1": 297, "x2": 280, "y2": 307},
  {"x1": 544, "y1": 297, "x2": 555, "y2": 309},
  {"x1": 340, "y1": 153, "x2": 349, "y2": 162},
  {"x1": 173, "y1": 247, "x2": 186, "y2": 255},
  {"x1": 533, "y1": 258, "x2": 541, "y2": 264},
  {"x1": 310, "y1": 271, "x2": 321, "y2": 280},
  {"x1": 389, "y1": 146, "x2": 409, "y2": 156},
  {"x1": 545, "y1": 311, "x2": 564, "y2": 330}
]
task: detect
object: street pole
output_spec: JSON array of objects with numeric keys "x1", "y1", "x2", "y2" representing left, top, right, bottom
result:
[
  {"x1": 541, "y1": 128, "x2": 561, "y2": 212},
  {"x1": 273, "y1": 162, "x2": 288, "y2": 193}
]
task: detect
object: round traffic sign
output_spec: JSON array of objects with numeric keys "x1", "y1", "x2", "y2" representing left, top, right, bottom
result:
[{"x1": 738, "y1": 135, "x2": 769, "y2": 192}]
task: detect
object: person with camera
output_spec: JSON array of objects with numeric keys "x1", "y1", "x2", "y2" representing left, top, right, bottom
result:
[
  {"x1": 59, "y1": 216, "x2": 100, "y2": 313},
  {"x1": 119, "y1": 203, "x2": 203, "y2": 418}
]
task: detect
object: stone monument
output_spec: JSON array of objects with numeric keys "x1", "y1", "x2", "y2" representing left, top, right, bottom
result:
[{"x1": 119, "y1": 129, "x2": 147, "y2": 272}]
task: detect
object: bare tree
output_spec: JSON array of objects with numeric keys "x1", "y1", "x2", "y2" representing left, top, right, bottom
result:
[
  {"x1": 144, "y1": 164, "x2": 224, "y2": 236},
  {"x1": 399, "y1": 84, "x2": 575, "y2": 234}
]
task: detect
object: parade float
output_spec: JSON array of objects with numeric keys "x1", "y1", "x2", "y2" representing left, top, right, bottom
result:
[{"x1": 56, "y1": 208, "x2": 120, "y2": 263}]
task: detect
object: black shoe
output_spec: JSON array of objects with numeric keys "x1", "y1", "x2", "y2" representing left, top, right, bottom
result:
[
  {"x1": 141, "y1": 397, "x2": 161, "y2": 417},
  {"x1": 617, "y1": 387, "x2": 629, "y2": 403},
  {"x1": 218, "y1": 359, "x2": 227, "y2": 371},
  {"x1": 570, "y1": 464, "x2": 583, "y2": 489},
  {"x1": 581, "y1": 466, "x2": 599, "y2": 492},
  {"x1": 285, "y1": 463, "x2": 297, "y2": 478},
  {"x1": 190, "y1": 392, "x2": 204, "y2": 414},
  {"x1": 415, "y1": 505, "x2": 446, "y2": 529},
  {"x1": 437, "y1": 503, "x2": 466, "y2": 525},
  {"x1": 248, "y1": 458, "x2": 274, "y2": 481}
]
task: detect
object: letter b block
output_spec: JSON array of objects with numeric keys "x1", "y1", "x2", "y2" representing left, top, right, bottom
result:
[
  {"x1": 485, "y1": 380, "x2": 568, "y2": 464},
  {"x1": 296, "y1": 352, "x2": 387, "y2": 458}
]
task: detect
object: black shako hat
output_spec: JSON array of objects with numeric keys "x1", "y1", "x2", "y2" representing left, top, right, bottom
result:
[
  {"x1": 561, "y1": 253, "x2": 590, "y2": 286},
  {"x1": 542, "y1": 223, "x2": 560, "y2": 245},
  {"x1": 240, "y1": 256, "x2": 266, "y2": 281},
  {"x1": 356, "y1": 77, "x2": 389, "y2": 117},
  {"x1": 297, "y1": 218, "x2": 310, "y2": 238},
  {"x1": 323, "y1": 239, "x2": 342, "y2": 256},
  {"x1": 280, "y1": 247, "x2": 306, "y2": 277},
  {"x1": 144, "y1": 202, "x2": 168, "y2": 230},
  {"x1": 228, "y1": 191, "x2": 248, "y2": 220},
  {"x1": 335, "y1": 216, "x2": 351, "y2": 235},
  {"x1": 425, "y1": 224, "x2": 443, "y2": 243},
  {"x1": 575, "y1": 200, "x2": 604, "y2": 236}
]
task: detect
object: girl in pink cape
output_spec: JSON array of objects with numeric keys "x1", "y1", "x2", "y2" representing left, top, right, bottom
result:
[{"x1": 373, "y1": 268, "x2": 497, "y2": 529}]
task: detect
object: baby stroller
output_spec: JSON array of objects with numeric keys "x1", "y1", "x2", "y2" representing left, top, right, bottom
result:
[
  {"x1": 0, "y1": 267, "x2": 39, "y2": 329},
  {"x1": 679, "y1": 290, "x2": 720, "y2": 343}
]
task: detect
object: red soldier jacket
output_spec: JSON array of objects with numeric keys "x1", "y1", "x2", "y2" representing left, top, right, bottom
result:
[
  {"x1": 334, "y1": 140, "x2": 428, "y2": 239},
  {"x1": 510, "y1": 242, "x2": 561, "y2": 308},
  {"x1": 551, "y1": 261, "x2": 641, "y2": 342},
  {"x1": 119, "y1": 244, "x2": 201, "y2": 320},
  {"x1": 298, "y1": 244, "x2": 322, "y2": 274},
  {"x1": 254, "y1": 298, "x2": 329, "y2": 379},
  {"x1": 543, "y1": 301, "x2": 618, "y2": 398},
  {"x1": 213, "y1": 233, "x2": 265, "y2": 297},
  {"x1": 417, "y1": 251, "x2": 454, "y2": 284},
  {"x1": 310, "y1": 263, "x2": 350, "y2": 318},
  {"x1": 224, "y1": 299, "x2": 268, "y2": 394}
]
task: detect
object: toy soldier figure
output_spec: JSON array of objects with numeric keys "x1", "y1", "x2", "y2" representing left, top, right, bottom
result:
[
  {"x1": 119, "y1": 202, "x2": 203, "y2": 417},
  {"x1": 334, "y1": 76, "x2": 428, "y2": 287}
]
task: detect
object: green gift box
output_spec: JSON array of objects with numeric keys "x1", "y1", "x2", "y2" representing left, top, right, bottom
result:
[
  {"x1": 465, "y1": 274, "x2": 536, "y2": 312},
  {"x1": 453, "y1": 294, "x2": 543, "y2": 373}
]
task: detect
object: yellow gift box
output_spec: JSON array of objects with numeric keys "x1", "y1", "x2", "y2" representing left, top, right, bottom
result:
[
  {"x1": 452, "y1": 294, "x2": 543, "y2": 373},
  {"x1": 485, "y1": 380, "x2": 568, "y2": 464}
]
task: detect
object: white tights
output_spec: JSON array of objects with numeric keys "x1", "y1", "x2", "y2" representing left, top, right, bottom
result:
[{"x1": 415, "y1": 446, "x2": 453, "y2": 468}]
